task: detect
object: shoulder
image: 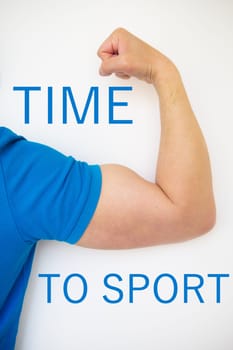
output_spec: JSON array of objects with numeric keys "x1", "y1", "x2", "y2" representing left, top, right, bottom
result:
[{"x1": 0, "y1": 127, "x2": 25, "y2": 152}]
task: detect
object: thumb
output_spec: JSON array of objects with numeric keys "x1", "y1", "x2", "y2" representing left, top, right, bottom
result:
[
  {"x1": 99, "y1": 55, "x2": 121, "y2": 76},
  {"x1": 99, "y1": 55, "x2": 130, "y2": 77}
]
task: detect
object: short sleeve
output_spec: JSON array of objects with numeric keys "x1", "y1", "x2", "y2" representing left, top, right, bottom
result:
[{"x1": 1, "y1": 130, "x2": 102, "y2": 244}]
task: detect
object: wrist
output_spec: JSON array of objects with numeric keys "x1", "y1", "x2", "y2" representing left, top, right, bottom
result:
[{"x1": 151, "y1": 56, "x2": 181, "y2": 89}]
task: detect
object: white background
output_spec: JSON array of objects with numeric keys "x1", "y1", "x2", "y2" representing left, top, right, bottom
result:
[{"x1": 0, "y1": 0, "x2": 233, "y2": 349}]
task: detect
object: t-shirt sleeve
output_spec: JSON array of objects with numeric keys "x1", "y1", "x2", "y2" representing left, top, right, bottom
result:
[{"x1": 1, "y1": 133, "x2": 102, "y2": 244}]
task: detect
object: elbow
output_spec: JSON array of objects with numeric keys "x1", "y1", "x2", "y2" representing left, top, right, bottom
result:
[
  {"x1": 196, "y1": 204, "x2": 216, "y2": 236},
  {"x1": 178, "y1": 198, "x2": 216, "y2": 240},
  {"x1": 206, "y1": 200, "x2": 216, "y2": 232}
]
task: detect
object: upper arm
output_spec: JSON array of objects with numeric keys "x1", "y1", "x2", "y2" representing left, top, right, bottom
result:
[
  {"x1": 78, "y1": 164, "x2": 192, "y2": 249},
  {"x1": 2, "y1": 135, "x2": 101, "y2": 244}
]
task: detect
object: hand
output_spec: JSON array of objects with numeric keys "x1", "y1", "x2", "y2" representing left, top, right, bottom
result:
[{"x1": 97, "y1": 28, "x2": 173, "y2": 84}]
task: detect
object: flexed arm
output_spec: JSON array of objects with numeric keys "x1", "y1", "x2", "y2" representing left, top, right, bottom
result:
[{"x1": 78, "y1": 28, "x2": 216, "y2": 249}]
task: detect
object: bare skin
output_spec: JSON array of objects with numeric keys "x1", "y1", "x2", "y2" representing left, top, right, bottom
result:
[{"x1": 78, "y1": 28, "x2": 216, "y2": 249}]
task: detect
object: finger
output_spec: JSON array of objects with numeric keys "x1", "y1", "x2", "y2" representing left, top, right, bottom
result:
[
  {"x1": 97, "y1": 33, "x2": 119, "y2": 60},
  {"x1": 97, "y1": 49, "x2": 113, "y2": 61},
  {"x1": 99, "y1": 66, "x2": 111, "y2": 76},
  {"x1": 115, "y1": 72, "x2": 130, "y2": 79},
  {"x1": 99, "y1": 55, "x2": 123, "y2": 76}
]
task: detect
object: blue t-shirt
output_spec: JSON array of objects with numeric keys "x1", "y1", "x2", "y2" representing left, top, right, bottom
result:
[{"x1": 0, "y1": 127, "x2": 102, "y2": 349}]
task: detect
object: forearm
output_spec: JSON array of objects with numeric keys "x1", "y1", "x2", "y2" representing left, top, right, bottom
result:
[{"x1": 153, "y1": 60, "x2": 215, "y2": 226}]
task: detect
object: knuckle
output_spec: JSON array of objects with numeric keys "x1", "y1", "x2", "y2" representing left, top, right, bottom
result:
[
  {"x1": 97, "y1": 48, "x2": 101, "y2": 58},
  {"x1": 120, "y1": 55, "x2": 131, "y2": 71},
  {"x1": 113, "y1": 27, "x2": 127, "y2": 36}
]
